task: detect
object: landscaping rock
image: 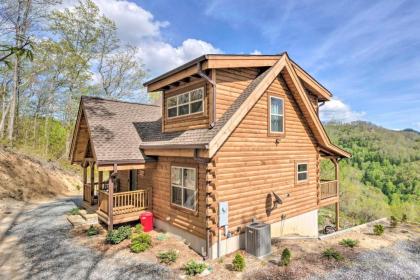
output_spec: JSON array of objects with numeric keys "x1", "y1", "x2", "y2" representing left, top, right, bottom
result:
[
  {"x1": 67, "y1": 214, "x2": 85, "y2": 227},
  {"x1": 80, "y1": 212, "x2": 98, "y2": 225}
]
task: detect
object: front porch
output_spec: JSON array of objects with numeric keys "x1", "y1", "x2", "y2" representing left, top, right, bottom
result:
[{"x1": 81, "y1": 159, "x2": 150, "y2": 229}]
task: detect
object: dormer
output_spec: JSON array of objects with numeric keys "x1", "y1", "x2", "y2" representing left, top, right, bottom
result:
[{"x1": 143, "y1": 54, "x2": 332, "y2": 133}]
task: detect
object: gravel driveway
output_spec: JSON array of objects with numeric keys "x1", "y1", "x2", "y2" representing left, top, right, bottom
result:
[{"x1": 0, "y1": 198, "x2": 175, "y2": 280}]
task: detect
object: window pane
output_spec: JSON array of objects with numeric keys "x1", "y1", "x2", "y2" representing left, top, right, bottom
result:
[
  {"x1": 298, "y1": 164, "x2": 308, "y2": 172},
  {"x1": 271, "y1": 97, "x2": 283, "y2": 115},
  {"x1": 179, "y1": 104, "x2": 189, "y2": 115},
  {"x1": 172, "y1": 186, "x2": 182, "y2": 205},
  {"x1": 183, "y1": 168, "x2": 196, "y2": 189},
  {"x1": 167, "y1": 97, "x2": 177, "y2": 107},
  {"x1": 298, "y1": 172, "x2": 308, "y2": 181},
  {"x1": 171, "y1": 167, "x2": 182, "y2": 185},
  {"x1": 190, "y1": 101, "x2": 203, "y2": 113},
  {"x1": 271, "y1": 115, "x2": 281, "y2": 132},
  {"x1": 168, "y1": 107, "x2": 177, "y2": 118},
  {"x1": 183, "y1": 189, "x2": 195, "y2": 209},
  {"x1": 191, "y1": 88, "x2": 203, "y2": 101},
  {"x1": 178, "y1": 93, "x2": 189, "y2": 104}
]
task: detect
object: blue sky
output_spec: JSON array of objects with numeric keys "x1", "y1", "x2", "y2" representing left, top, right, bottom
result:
[{"x1": 67, "y1": 0, "x2": 420, "y2": 130}]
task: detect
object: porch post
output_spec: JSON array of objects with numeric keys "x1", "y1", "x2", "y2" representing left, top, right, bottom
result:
[
  {"x1": 82, "y1": 162, "x2": 87, "y2": 201},
  {"x1": 332, "y1": 158, "x2": 340, "y2": 230},
  {"x1": 108, "y1": 164, "x2": 117, "y2": 231},
  {"x1": 98, "y1": 171, "x2": 103, "y2": 191},
  {"x1": 90, "y1": 161, "x2": 95, "y2": 205}
]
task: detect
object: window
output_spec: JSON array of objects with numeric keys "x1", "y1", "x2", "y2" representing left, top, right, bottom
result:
[
  {"x1": 296, "y1": 163, "x2": 308, "y2": 182},
  {"x1": 269, "y1": 96, "x2": 284, "y2": 133},
  {"x1": 167, "y1": 87, "x2": 204, "y2": 118},
  {"x1": 171, "y1": 166, "x2": 197, "y2": 210}
]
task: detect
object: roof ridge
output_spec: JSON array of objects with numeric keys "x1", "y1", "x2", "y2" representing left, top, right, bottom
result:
[{"x1": 81, "y1": 95, "x2": 160, "y2": 107}]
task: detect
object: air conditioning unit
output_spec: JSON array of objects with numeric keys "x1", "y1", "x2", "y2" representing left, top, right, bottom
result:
[{"x1": 245, "y1": 222, "x2": 271, "y2": 257}]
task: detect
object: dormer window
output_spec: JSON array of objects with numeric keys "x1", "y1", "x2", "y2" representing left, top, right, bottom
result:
[{"x1": 167, "y1": 87, "x2": 204, "y2": 118}]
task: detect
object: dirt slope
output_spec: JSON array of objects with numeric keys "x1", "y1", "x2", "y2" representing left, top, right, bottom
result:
[{"x1": 0, "y1": 148, "x2": 81, "y2": 201}]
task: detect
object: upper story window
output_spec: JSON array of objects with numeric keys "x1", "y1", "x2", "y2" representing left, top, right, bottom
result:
[
  {"x1": 171, "y1": 166, "x2": 197, "y2": 210},
  {"x1": 296, "y1": 163, "x2": 308, "y2": 182},
  {"x1": 167, "y1": 87, "x2": 204, "y2": 118},
  {"x1": 269, "y1": 96, "x2": 284, "y2": 133}
]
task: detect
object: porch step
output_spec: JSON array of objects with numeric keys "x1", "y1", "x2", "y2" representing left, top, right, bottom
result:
[{"x1": 67, "y1": 209, "x2": 99, "y2": 227}]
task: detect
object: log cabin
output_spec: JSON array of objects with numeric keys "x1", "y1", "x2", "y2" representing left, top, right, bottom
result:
[{"x1": 69, "y1": 53, "x2": 350, "y2": 259}]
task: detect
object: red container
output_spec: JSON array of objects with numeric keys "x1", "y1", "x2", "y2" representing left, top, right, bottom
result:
[{"x1": 140, "y1": 211, "x2": 153, "y2": 232}]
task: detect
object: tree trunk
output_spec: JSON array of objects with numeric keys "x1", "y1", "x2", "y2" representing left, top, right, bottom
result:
[
  {"x1": 0, "y1": 103, "x2": 11, "y2": 138},
  {"x1": 8, "y1": 56, "x2": 19, "y2": 142}
]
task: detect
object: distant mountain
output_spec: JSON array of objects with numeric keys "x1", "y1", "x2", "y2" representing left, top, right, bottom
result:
[{"x1": 402, "y1": 128, "x2": 420, "y2": 134}]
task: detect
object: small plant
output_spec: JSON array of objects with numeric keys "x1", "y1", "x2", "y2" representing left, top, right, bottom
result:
[
  {"x1": 280, "y1": 248, "x2": 291, "y2": 266},
  {"x1": 68, "y1": 207, "x2": 80, "y2": 215},
  {"x1": 322, "y1": 248, "x2": 344, "y2": 261},
  {"x1": 373, "y1": 224, "x2": 384, "y2": 236},
  {"x1": 134, "y1": 223, "x2": 144, "y2": 233},
  {"x1": 232, "y1": 253, "x2": 246, "y2": 272},
  {"x1": 217, "y1": 257, "x2": 224, "y2": 264},
  {"x1": 390, "y1": 216, "x2": 398, "y2": 227},
  {"x1": 130, "y1": 232, "x2": 152, "y2": 253},
  {"x1": 183, "y1": 260, "x2": 207, "y2": 276},
  {"x1": 157, "y1": 250, "x2": 178, "y2": 264},
  {"x1": 87, "y1": 225, "x2": 99, "y2": 236},
  {"x1": 106, "y1": 225, "x2": 132, "y2": 244},
  {"x1": 339, "y1": 238, "x2": 359, "y2": 248},
  {"x1": 401, "y1": 214, "x2": 408, "y2": 222},
  {"x1": 76, "y1": 185, "x2": 81, "y2": 191}
]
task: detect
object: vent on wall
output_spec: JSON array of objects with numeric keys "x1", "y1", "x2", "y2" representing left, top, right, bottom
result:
[{"x1": 245, "y1": 222, "x2": 271, "y2": 257}]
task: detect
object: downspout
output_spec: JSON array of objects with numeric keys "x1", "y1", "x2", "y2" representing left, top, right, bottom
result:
[{"x1": 197, "y1": 62, "x2": 216, "y2": 128}]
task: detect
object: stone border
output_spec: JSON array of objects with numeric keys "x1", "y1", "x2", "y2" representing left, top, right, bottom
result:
[{"x1": 318, "y1": 217, "x2": 388, "y2": 240}]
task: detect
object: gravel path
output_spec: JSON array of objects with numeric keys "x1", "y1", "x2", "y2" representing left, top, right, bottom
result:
[
  {"x1": 310, "y1": 239, "x2": 420, "y2": 280},
  {"x1": 0, "y1": 198, "x2": 175, "y2": 280}
]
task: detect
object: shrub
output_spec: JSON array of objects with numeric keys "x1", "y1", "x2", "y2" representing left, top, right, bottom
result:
[
  {"x1": 68, "y1": 207, "x2": 80, "y2": 215},
  {"x1": 87, "y1": 225, "x2": 99, "y2": 236},
  {"x1": 106, "y1": 225, "x2": 132, "y2": 244},
  {"x1": 339, "y1": 238, "x2": 359, "y2": 248},
  {"x1": 390, "y1": 216, "x2": 398, "y2": 227},
  {"x1": 322, "y1": 248, "x2": 344, "y2": 261},
  {"x1": 130, "y1": 232, "x2": 152, "y2": 253},
  {"x1": 232, "y1": 253, "x2": 246, "y2": 271},
  {"x1": 373, "y1": 224, "x2": 384, "y2": 236},
  {"x1": 134, "y1": 223, "x2": 144, "y2": 233},
  {"x1": 157, "y1": 250, "x2": 178, "y2": 264},
  {"x1": 401, "y1": 214, "x2": 408, "y2": 222},
  {"x1": 183, "y1": 260, "x2": 207, "y2": 276},
  {"x1": 280, "y1": 248, "x2": 291, "y2": 266}
]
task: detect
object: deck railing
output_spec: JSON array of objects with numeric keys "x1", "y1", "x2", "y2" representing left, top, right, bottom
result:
[
  {"x1": 83, "y1": 182, "x2": 99, "y2": 204},
  {"x1": 320, "y1": 180, "x2": 338, "y2": 200},
  {"x1": 98, "y1": 189, "x2": 148, "y2": 215}
]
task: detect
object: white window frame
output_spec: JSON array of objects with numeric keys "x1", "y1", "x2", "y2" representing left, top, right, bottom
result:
[
  {"x1": 269, "y1": 96, "x2": 284, "y2": 133},
  {"x1": 296, "y1": 162, "x2": 309, "y2": 183},
  {"x1": 170, "y1": 166, "x2": 197, "y2": 211},
  {"x1": 167, "y1": 87, "x2": 204, "y2": 119}
]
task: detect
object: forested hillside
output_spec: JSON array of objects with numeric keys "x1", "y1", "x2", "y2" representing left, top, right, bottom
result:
[{"x1": 322, "y1": 121, "x2": 420, "y2": 225}]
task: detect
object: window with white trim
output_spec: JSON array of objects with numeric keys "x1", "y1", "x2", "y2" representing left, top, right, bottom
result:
[
  {"x1": 270, "y1": 96, "x2": 284, "y2": 133},
  {"x1": 171, "y1": 166, "x2": 197, "y2": 210},
  {"x1": 297, "y1": 163, "x2": 308, "y2": 182},
  {"x1": 167, "y1": 87, "x2": 204, "y2": 118}
]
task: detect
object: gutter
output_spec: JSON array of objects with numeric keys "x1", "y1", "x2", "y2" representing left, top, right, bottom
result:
[
  {"x1": 139, "y1": 143, "x2": 208, "y2": 149},
  {"x1": 196, "y1": 62, "x2": 216, "y2": 128}
]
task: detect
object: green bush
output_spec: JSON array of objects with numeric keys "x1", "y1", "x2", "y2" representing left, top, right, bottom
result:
[
  {"x1": 373, "y1": 224, "x2": 384, "y2": 235},
  {"x1": 390, "y1": 216, "x2": 398, "y2": 227},
  {"x1": 183, "y1": 260, "x2": 207, "y2": 276},
  {"x1": 106, "y1": 225, "x2": 132, "y2": 244},
  {"x1": 68, "y1": 207, "x2": 80, "y2": 215},
  {"x1": 322, "y1": 248, "x2": 344, "y2": 261},
  {"x1": 401, "y1": 214, "x2": 408, "y2": 222},
  {"x1": 130, "y1": 232, "x2": 152, "y2": 253},
  {"x1": 134, "y1": 223, "x2": 144, "y2": 233},
  {"x1": 157, "y1": 250, "x2": 178, "y2": 264},
  {"x1": 232, "y1": 253, "x2": 245, "y2": 271},
  {"x1": 339, "y1": 238, "x2": 359, "y2": 248},
  {"x1": 280, "y1": 248, "x2": 291, "y2": 266},
  {"x1": 87, "y1": 225, "x2": 99, "y2": 236}
]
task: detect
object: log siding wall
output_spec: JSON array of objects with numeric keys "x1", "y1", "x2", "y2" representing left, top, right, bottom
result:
[{"x1": 213, "y1": 74, "x2": 320, "y2": 238}]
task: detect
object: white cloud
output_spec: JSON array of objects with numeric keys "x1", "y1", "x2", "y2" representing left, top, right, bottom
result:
[
  {"x1": 414, "y1": 122, "x2": 420, "y2": 130},
  {"x1": 320, "y1": 98, "x2": 365, "y2": 123},
  {"x1": 251, "y1": 50, "x2": 262, "y2": 55}
]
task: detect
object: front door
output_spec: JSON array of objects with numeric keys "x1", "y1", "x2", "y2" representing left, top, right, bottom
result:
[{"x1": 129, "y1": 170, "x2": 137, "y2": 191}]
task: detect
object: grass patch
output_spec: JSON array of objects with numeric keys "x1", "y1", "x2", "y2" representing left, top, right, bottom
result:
[
  {"x1": 322, "y1": 248, "x2": 344, "y2": 261},
  {"x1": 280, "y1": 248, "x2": 291, "y2": 266},
  {"x1": 68, "y1": 207, "x2": 80, "y2": 215},
  {"x1": 232, "y1": 253, "x2": 246, "y2": 271},
  {"x1": 373, "y1": 224, "x2": 384, "y2": 236},
  {"x1": 86, "y1": 225, "x2": 99, "y2": 236},
  {"x1": 134, "y1": 223, "x2": 143, "y2": 234},
  {"x1": 106, "y1": 225, "x2": 131, "y2": 244},
  {"x1": 390, "y1": 216, "x2": 398, "y2": 227},
  {"x1": 130, "y1": 232, "x2": 152, "y2": 253},
  {"x1": 157, "y1": 249, "x2": 178, "y2": 264},
  {"x1": 339, "y1": 238, "x2": 359, "y2": 248},
  {"x1": 184, "y1": 260, "x2": 207, "y2": 276}
]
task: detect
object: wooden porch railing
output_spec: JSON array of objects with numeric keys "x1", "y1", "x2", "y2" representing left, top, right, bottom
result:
[
  {"x1": 320, "y1": 180, "x2": 338, "y2": 200},
  {"x1": 98, "y1": 190, "x2": 148, "y2": 215},
  {"x1": 83, "y1": 182, "x2": 99, "y2": 204}
]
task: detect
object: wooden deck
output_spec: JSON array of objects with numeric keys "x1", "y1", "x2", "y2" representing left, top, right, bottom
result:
[{"x1": 319, "y1": 180, "x2": 339, "y2": 207}]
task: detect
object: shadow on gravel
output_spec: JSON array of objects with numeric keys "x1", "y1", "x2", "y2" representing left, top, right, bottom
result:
[{"x1": 6, "y1": 197, "x2": 174, "y2": 280}]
